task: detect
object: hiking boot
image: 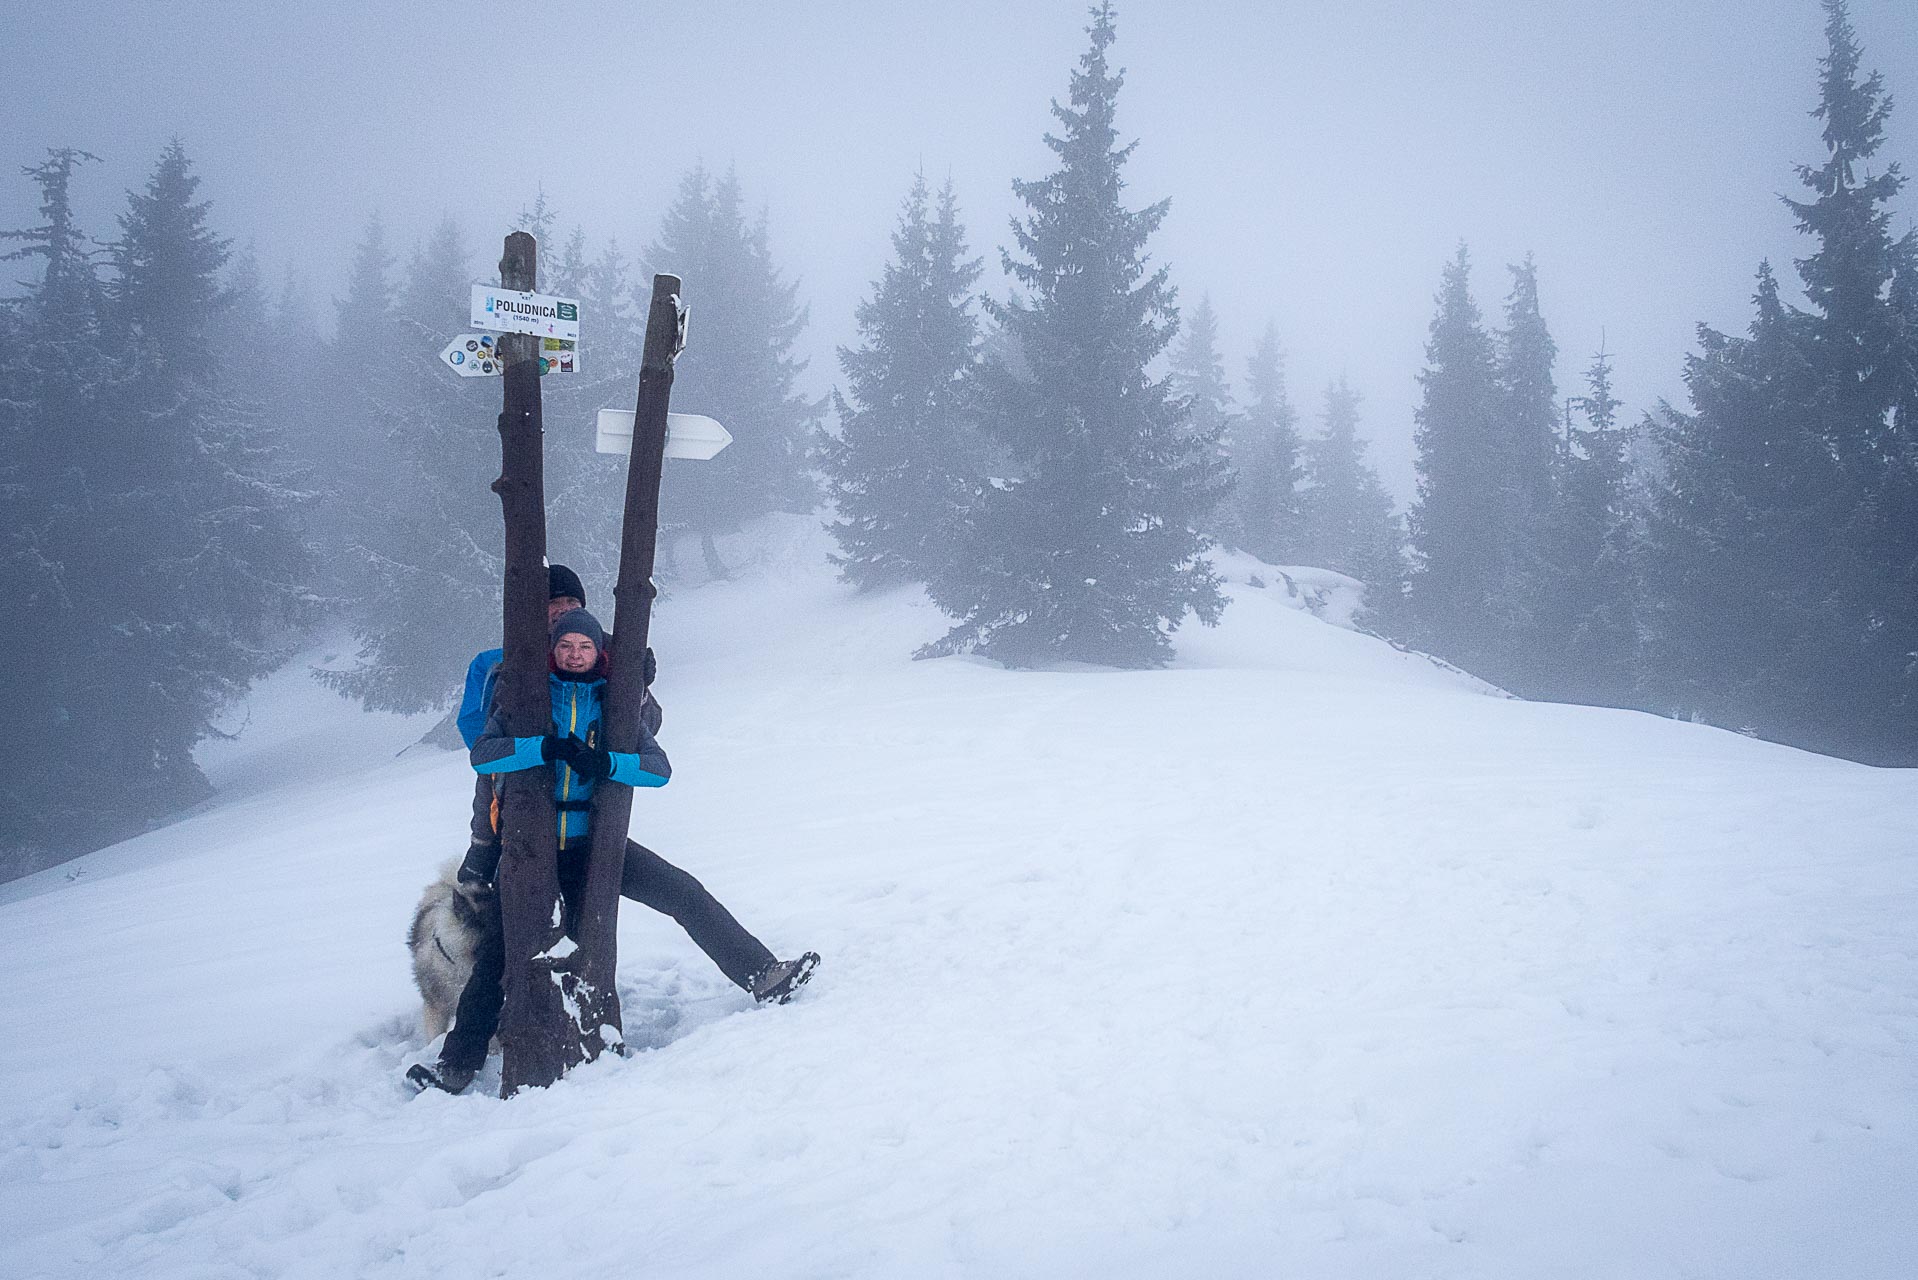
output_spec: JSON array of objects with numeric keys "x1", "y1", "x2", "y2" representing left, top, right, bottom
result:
[
  {"x1": 751, "y1": 952, "x2": 820, "y2": 1004},
  {"x1": 405, "y1": 1062, "x2": 476, "y2": 1095}
]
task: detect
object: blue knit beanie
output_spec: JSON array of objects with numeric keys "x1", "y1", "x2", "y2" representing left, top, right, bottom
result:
[{"x1": 549, "y1": 607, "x2": 605, "y2": 651}]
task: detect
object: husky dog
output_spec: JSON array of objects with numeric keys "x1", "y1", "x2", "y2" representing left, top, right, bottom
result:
[{"x1": 407, "y1": 861, "x2": 494, "y2": 1040}]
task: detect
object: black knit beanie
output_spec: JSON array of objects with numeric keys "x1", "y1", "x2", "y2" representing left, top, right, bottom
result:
[
  {"x1": 547, "y1": 563, "x2": 586, "y2": 606},
  {"x1": 549, "y1": 608, "x2": 605, "y2": 651}
]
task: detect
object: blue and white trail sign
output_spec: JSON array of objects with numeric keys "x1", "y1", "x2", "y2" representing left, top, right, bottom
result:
[{"x1": 471, "y1": 284, "x2": 582, "y2": 341}]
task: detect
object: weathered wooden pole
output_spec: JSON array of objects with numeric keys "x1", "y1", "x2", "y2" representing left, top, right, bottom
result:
[
  {"x1": 491, "y1": 231, "x2": 572, "y2": 1095},
  {"x1": 574, "y1": 274, "x2": 687, "y2": 1055}
]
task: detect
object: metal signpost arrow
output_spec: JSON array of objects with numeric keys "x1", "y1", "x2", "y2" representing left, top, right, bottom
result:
[{"x1": 592, "y1": 409, "x2": 732, "y2": 460}]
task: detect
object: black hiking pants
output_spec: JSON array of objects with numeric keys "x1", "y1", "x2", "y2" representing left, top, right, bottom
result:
[{"x1": 439, "y1": 840, "x2": 776, "y2": 1072}]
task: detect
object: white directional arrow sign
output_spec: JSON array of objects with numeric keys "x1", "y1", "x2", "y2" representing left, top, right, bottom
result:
[{"x1": 595, "y1": 409, "x2": 733, "y2": 460}]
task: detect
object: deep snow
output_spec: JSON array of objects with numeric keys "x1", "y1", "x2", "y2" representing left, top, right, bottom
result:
[{"x1": 2, "y1": 519, "x2": 1914, "y2": 1279}]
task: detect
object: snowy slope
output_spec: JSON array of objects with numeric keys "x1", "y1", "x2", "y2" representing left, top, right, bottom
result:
[{"x1": 2, "y1": 517, "x2": 1914, "y2": 1280}]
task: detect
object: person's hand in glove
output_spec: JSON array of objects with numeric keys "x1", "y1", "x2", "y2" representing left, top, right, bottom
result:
[
  {"x1": 457, "y1": 842, "x2": 501, "y2": 889},
  {"x1": 567, "y1": 745, "x2": 615, "y2": 782},
  {"x1": 542, "y1": 734, "x2": 611, "y2": 781}
]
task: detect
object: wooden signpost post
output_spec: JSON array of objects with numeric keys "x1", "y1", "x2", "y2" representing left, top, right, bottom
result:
[
  {"x1": 475, "y1": 244, "x2": 703, "y2": 1094},
  {"x1": 574, "y1": 274, "x2": 689, "y2": 1057},
  {"x1": 488, "y1": 231, "x2": 573, "y2": 1095}
]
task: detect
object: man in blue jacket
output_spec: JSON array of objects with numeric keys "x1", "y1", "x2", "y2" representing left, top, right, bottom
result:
[{"x1": 411, "y1": 584, "x2": 816, "y2": 1094}]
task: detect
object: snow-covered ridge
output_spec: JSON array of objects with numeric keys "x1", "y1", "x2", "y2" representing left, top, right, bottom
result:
[{"x1": 2, "y1": 517, "x2": 1913, "y2": 1279}]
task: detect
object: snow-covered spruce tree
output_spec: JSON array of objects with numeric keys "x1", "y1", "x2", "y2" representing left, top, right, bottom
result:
[
  {"x1": 1295, "y1": 378, "x2": 1406, "y2": 619},
  {"x1": 649, "y1": 165, "x2": 820, "y2": 579},
  {"x1": 1496, "y1": 256, "x2": 1559, "y2": 526},
  {"x1": 321, "y1": 217, "x2": 503, "y2": 713},
  {"x1": 0, "y1": 148, "x2": 121, "y2": 870},
  {"x1": 921, "y1": 4, "x2": 1230, "y2": 667},
  {"x1": 300, "y1": 213, "x2": 410, "y2": 605},
  {"x1": 109, "y1": 139, "x2": 311, "y2": 746},
  {"x1": 1167, "y1": 293, "x2": 1240, "y2": 547},
  {"x1": 1521, "y1": 348, "x2": 1639, "y2": 704},
  {"x1": 821, "y1": 173, "x2": 983, "y2": 591},
  {"x1": 0, "y1": 142, "x2": 310, "y2": 864},
  {"x1": 1641, "y1": 267, "x2": 1833, "y2": 737},
  {"x1": 214, "y1": 250, "x2": 322, "y2": 523},
  {"x1": 1789, "y1": 0, "x2": 1918, "y2": 761},
  {"x1": 1232, "y1": 322, "x2": 1305, "y2": 563},
  {"x1": 1643, "y1": 0, "x2": 1918, "y2": 761},
  {"x1": 1406, "y1": 246, "x2": 1504, "y2": 670},
  {"x1": 1483, "y1": 255, "x2": 1561, "y2": 683}
]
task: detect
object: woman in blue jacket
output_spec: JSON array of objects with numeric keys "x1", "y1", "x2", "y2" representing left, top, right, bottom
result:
[
  {"x1": 412, "y1": 608, "x2": 815, "y2": 1095},
  {"x1": 469, "y1": 607, "x2": 671, "y2": 852}
]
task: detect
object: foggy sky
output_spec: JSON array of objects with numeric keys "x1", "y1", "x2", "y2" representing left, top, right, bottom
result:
[{"x1": 5, "y1": 0, "x2": 1914, "y2": 503}]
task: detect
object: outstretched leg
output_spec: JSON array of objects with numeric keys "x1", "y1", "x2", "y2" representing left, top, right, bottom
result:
[{"x1": 621, "y1": 839, "x2": 775, "y2": 990}]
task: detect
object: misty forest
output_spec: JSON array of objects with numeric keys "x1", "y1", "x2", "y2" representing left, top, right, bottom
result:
[
  {"x1": 3, "y1": 3, "x2": 1917, "y2": 1274},
  {"x1": 6, "y1": 3, "x2": 1913, "y2": 876}
]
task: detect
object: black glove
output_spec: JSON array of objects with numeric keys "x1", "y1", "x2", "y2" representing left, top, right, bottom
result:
[
  {"x1": 643, "y1": 646, "x2": 658, "y2": 687},
  {"x1": 545, "y1": 735, "x2": 607, "y2": 781},
  {"x1": 569, "y1": 746, "x2": 614, "y2": 782},
  {"x1": 543, "y1": 734, "x2": 589, "y2": 770},
  {"x1": 458, "y1": 842, "x2": 501, "y2": 888}
]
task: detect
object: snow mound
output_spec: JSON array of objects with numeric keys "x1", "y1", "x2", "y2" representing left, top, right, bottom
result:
[{"x1": 2, "y1": 521, "x2": 1914, "y2": 1279}]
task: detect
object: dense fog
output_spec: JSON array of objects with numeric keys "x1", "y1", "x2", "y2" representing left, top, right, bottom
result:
[{"x1": 3, "y1": 1, "x2": 1915, "y2": 877}]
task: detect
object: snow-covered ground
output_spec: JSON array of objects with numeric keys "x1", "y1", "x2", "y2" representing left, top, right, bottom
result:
[{"x1": 3, "y1": 518, "x2": 1914, "y2": 1279}]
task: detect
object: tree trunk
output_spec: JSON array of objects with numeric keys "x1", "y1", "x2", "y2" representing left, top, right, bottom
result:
[
  {"x1": 700, "y1": 530, "x2": 729, "y2": 581},
  {"x1": 576, "y1": 275, "x2": 686, "y2": 1053},
  {"x1": 490, "y1": 231, "x2": 572, "y2": 1096}
]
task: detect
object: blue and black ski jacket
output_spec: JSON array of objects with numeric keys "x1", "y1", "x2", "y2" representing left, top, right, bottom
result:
[{"x1": 469, "y1": 670, "x2": 670, "y2": 850}]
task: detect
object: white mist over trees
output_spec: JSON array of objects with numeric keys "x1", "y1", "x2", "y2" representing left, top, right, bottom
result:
[{"x1": 4, "y1": 0, "x2": 1916, "y2": 879}]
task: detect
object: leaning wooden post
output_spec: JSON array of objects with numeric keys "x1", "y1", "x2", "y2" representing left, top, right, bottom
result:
[
  {"x1": 491, "y1": 230, "x2": 572, "y2": 1095},
  {"x1": 574, "y1": 274, "x2": 687, "y2": 1056}
]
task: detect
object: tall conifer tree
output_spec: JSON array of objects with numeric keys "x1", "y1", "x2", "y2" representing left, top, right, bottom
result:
[
  {"x1": 1644, "y1": 0, "x2": 1918, "y2": 759},
  {"x1": 1496, "y1": 256, "x2": 1559, "y2": 524},
  {"x1": 922, "y1": 4, "x2": 1229, "y2": 666},
  {"x1": 821, "y1": 173, "x2": 983, "y2": 591},
  {"x1": 649, "y1": 165, "x2": 819, "y2": 578},
  {"x1": 314, "y1": 213, "x2": 403, "y2": 595},
  {"x1": 1408, "y1": 246, "x2": 1503, "y2": 666},
  {"x1": 1168, "y1": 293, "x2": 1239, "y2": 546},
  {"x1": 1486, "y1": 255, "x2": 1560, "y2": 677},
  {"x1": 3, "y1": 143, "x2": 307, "y2": 865},
  {"x1": 323, "y1": 218, "x2": 499, "y2": 713},
  {"x1": 1233, "y1": 322, "x2": 1305, "y2": 562},
  {"x1": 1524, "y1": 348, "x2": 1637, "y2": 703},
  {"x1": 1296, "y1": 378, "x2": 1406, "y2": 613},
  {"x1": 0, "y1": 149, "x2": 118, "y2": 868}
]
